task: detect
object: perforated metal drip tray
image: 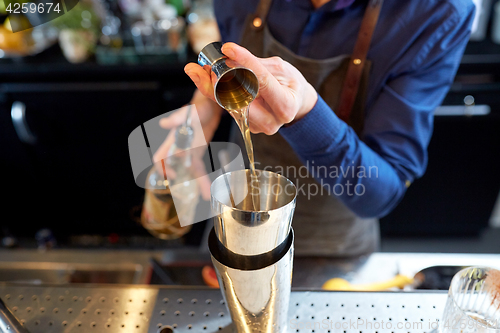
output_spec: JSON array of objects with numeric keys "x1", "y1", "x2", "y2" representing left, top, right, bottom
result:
[{"x1": 0, "y1": 284, "x2": 447, "y2": 333}]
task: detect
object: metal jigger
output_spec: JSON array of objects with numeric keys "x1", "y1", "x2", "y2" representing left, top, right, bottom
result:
[
  {"x1": 198, "y1": 42, "x2": 259, "y2": 111},
  {"x1": 209, "y1": 170, "x2": 297, "y2": 333}
]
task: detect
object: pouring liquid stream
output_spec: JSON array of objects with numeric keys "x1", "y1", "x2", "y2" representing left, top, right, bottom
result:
[{"x1": 228, "y1": 105, "x2": 260, "y2": 211}]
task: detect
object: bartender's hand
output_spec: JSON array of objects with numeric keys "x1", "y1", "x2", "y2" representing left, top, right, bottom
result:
[
  {"x1": 153, "y1": 90, "x2": 222, "y2": 200},
  {"x1": 184, "y1": 42, "x2": 318, "y2": 135}
]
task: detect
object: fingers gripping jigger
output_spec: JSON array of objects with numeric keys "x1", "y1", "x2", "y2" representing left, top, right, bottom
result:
[{"x1": 198, "y1": 42, "x2": 259, "y2": 111}]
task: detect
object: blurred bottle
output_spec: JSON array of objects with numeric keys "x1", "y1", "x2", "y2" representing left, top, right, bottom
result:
[
  {"x1": 1, "y1": 228, "x2": 17, "y2": 249},
  {"x1": 141, "y1": 108, "x2": 198, "y2": 240},
  {"x1": 186, "y1": 0, "x2": 220, "y2": 54},
  {"x1": 35, "y1": 228, "x2": 57, "y2": 250},
  {"x1": 100, "y1": 14, "x2": 123, "y2": 48},
  {"x1": 493, "y1": 1, "x2": 500, "y2": 44}
]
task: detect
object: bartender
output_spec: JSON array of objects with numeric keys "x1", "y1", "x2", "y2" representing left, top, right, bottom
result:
[{"x1": 157, "y1": 0, "x2": 475, "y2": 257}]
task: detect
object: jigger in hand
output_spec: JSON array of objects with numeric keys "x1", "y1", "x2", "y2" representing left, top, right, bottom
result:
[{"x1": 198, "y1": 42, "x2": 259, "y2": 111}]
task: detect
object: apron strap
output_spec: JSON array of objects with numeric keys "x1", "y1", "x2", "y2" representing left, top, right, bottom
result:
[
  {"x1": 337, "y1": 0, "x2": 384, "y2": 123},
  {"x1": 251, "y1": 0, "x2": 273, "y2": 30}
]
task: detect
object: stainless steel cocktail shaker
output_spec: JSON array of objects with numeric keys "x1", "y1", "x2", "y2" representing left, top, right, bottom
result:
[
  {"x1": 209, "y1": 170, "x2": 297, "y2": 333},
  {"x1": 198, "y1": 42, "x2": 259, "y2": 111}
]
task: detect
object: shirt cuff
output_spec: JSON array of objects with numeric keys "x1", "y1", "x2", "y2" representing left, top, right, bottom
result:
[{"x1": 279, "y1": 94, "x2": 347, "y2": 154}]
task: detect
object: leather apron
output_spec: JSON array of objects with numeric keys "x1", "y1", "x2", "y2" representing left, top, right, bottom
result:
[{"x1": 232, "y1": 0, "x2": 381, "y2": 257}]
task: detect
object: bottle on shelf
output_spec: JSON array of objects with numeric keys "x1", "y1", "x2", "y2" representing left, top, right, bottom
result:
[{"x1": 186, "y1": 0, "x2": 220, "y2": 54}]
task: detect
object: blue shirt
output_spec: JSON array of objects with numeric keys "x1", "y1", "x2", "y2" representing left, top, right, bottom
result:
[{"x1": 214, "y1": 0, "x2": 475, "y2": 218}]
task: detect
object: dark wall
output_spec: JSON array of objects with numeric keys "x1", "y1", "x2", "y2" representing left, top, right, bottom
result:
[{"x1": 0, "y1": 62, "x2": 196, "y2": 240}]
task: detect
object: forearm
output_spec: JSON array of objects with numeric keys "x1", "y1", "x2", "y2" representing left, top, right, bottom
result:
[{"x1": 280, "y1": 94, "x2": 407, "y2": 218}]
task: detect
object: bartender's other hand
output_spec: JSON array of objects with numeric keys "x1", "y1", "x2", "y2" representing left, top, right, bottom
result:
[
  {"x1": 184, "y1": 43, "x2": 318, "y2": 135},
  {"x1": 152, "y1": 90, "x2": 222, "y2": 200}
]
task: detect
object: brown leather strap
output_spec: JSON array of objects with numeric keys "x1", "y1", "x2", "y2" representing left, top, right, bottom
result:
[
  {"x1": 252, "y1": 0, "x2": 273, "y2": 30},
  {"x1": 337, "y1": 0, "x2": 384, "y2": 123}
]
